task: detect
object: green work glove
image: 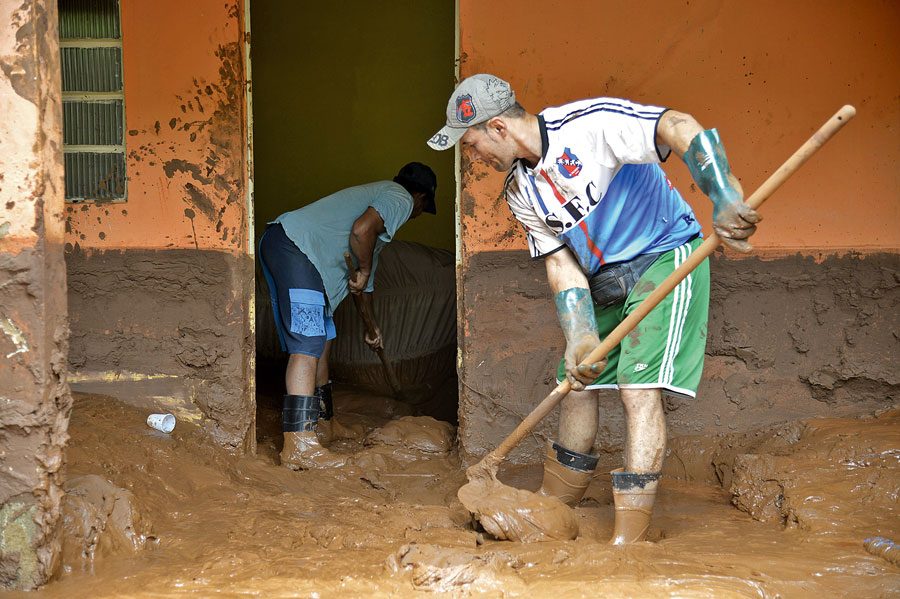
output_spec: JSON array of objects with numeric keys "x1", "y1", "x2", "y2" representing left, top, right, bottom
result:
[
  {"x1": 555, "y1": 288, "x2": 607, "y2": 391},
  {"x1": 683, "y1": 129, "x2": 761, "y2": 253}
]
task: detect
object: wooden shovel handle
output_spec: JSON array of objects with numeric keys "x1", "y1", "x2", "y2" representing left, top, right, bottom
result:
[
  {"x1": 487, "y1": 105, "x2": 856, "y2": 462},
  {"x1": 343, "y1": 252, "x2": 405, "y2": 398},
  {"x1": 343, "y1": 252, "x2": 379, "y2": 333}
]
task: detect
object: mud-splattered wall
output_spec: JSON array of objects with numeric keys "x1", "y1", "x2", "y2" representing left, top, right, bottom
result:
[
  {"x1": 63, "y1": 0, "x2": 253, "y2": 450},
  {"x1": 454, "y1": 1, "x2": 900, "y2": 463},
  {"x1": 0, "y1": 0, "x2": 70, "y2": 589},
  {"x1": 64, "y1": 0, "x2": 247, "y2": 251}
]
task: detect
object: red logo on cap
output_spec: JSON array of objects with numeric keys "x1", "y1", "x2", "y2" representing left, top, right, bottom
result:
[{"x1": 456, "y1": 94, "x2": 476, "y2": 123}]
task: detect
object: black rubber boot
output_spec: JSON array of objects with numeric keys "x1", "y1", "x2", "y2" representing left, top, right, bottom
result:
[
  {"x1": 282, "y1": 394, "x2": 319, "y2": 433},
  {"x1": 315, "y1": 382, "x2": 334, "y2": 443},
  {"x1": 315, "y1": 381, "x2": 333, "y2": 421},
  {"x1": 280, "y1": 394, "x2": 345, "y2": 470}
]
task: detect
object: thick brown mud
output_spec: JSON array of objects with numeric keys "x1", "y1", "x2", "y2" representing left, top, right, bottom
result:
[
  {"x1": 26, "y1": 390, "x2": 899, "y2": 597},
  {"x1": 457, "y1": 479, "x2": 578, "y2": 543}
]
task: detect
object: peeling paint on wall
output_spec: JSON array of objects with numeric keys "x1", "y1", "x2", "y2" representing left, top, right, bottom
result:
[
  {"x1": 0, "y1": 503, "x2": 40, "y2": 586},
  {"x1": 61, "y1": 0, "x2": 255, "y2": 453},
  {"x1": 0, "y1": 318, "x2": 29, "y2": 358},
  {"x1": 0, "y1": 0, "x2": 70, "y2": 588}
]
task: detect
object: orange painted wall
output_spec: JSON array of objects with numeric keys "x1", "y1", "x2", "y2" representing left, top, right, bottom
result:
[
  {"x1": 458, "y1": 0, "x2": 900, "y2": 257},
  {"x1": 64, "y1": 0, "x2": 247, "y2": 253}
]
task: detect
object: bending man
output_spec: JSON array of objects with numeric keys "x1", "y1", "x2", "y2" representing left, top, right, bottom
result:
[
  {"x1": 259, "y1": 162, "x2": 437, "y2": 469},
  {"x1": 428, "y1": 74, "x2": 758, "y2": 543}
]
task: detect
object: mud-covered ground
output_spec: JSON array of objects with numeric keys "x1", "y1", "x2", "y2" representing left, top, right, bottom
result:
[{"x1": 23, "y1": 389, "x2": 899, "y2": 597}]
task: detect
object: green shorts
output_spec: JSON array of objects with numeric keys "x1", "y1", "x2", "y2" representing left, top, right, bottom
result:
[{"x1": 556, "y1": 237, "x2": 710, "y2": 399}]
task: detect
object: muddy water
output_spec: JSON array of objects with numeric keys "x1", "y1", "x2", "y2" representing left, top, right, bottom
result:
[{"x1": 24, "y1": 390, "x2": 899, "y2": 597}]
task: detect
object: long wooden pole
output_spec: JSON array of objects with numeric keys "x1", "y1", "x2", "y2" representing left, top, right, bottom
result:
[
  {"x1": 343, "y1": 252, "x2": 406, "y2": 400},
  {"x1": 477, "y1": 105, "x2": 856, "y2": 470}
]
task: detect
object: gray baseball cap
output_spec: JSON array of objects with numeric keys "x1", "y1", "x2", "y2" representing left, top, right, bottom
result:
[{"x1": 427, "y1": 74, "x2": 516, "y2": 151}]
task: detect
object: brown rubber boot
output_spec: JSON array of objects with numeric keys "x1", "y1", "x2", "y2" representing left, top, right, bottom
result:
[
  {"x1": 281, "y1": 431, "x2": 346, "y2": 470},
  {"x1": 538, "y1": 441, "x2": 599, "y2": 506},
  {"x1": 315, "y1": 420, "x2": 333, "y2": 445},
  {"x1": 609, "y1": 468, "x2": 660, "y2": 545},
  {"x1": 280, "y1": 394, "x2": 345, "y2": 470},
  {"x1": 314, "y1": 382, "x2": 334, "y2": 444}
]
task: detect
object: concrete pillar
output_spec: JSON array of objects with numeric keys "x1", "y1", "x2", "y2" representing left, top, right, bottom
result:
[{"x1": 0, "y1": 0, "x2": 70, "y2": 589}]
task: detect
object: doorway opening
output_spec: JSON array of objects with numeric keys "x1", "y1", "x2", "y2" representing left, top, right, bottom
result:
[{"x1": 249, "y1": 1, "x2": 459, "y2": 452}]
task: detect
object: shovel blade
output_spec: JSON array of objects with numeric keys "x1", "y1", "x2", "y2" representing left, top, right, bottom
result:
[{"x1": 457, "y1": 478, "x2": 578, "y2": 543}]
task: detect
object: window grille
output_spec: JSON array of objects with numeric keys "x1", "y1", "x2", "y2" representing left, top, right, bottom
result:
[{"x1": 58, "y1": 0, "x2": 126, "y2": 202}]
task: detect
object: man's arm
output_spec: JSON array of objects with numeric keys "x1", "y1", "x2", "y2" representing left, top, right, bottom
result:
[
  {"x1": 545, "y1": 248, "x2": 607, "y2": 391},
  {"x1": 657, "y1": 111, "x2": 761, "y2": 253},
  {"x1": 545, "y1": 245, "x2": 589, "y2": 293},
  {"x1": 348, "y1": 207, "x2": 385, "y2": 294},
  {"x1": 655, "y1": 110, "x2": 704, "y2": 156}
]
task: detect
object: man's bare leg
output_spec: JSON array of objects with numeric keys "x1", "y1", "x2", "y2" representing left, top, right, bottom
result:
[
  {"x1": 286, "y1": 353, "x2": 317, "y2": 396},
  {"x1": 620, "y1": 388, "x2": 666, "y2": 472},
  {"x1": 315, "y1": 340, "x2": 332, "y2": 387},
  {"x1": 610, "y1": 387, "x2": 665, "y2": 544},
  {"x1": 558, "y1": 390, "x2": 599, "y2": 453},
  {"x1": 539, "y1": 390, "x2": 601, "y2": 505}
]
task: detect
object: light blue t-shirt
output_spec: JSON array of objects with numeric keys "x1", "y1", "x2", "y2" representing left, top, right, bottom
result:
[{"x1": 273, "y1": 181, "x2": 413, "y2": 315}]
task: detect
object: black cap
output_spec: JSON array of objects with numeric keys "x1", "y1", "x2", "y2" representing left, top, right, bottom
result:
[{"x1": 394, "y1": 162, "x2": 437, "y2": 214}]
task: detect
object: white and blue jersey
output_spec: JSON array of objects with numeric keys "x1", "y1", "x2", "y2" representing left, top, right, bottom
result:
[{"x1": 505, "y1": 97, "x2": 701, "y2": 275}]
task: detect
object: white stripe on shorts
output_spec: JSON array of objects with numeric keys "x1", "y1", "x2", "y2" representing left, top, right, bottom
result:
[
  {"x1": 658, "y1": 246, "x2": 683, "y2": 386},
  {"x1": 667, "y1": 249, "x2": 694, "y2": 384},
  {"x1": 658, "y1": 242, "x2": 694, "y2": 387}
]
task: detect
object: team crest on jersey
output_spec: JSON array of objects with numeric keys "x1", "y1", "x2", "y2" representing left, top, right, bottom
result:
[
  {"x1": 456, "y1": 94, "x2": 476, "y2": 123},
  {"x1": 556, "y1": 148, "x2": 583, "y2": 178}
]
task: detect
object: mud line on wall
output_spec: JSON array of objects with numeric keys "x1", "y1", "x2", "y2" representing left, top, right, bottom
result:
[
  {"x1": 65, "y1": 247, "x2": 253, "y2": 449},
  {"x1": 457, "y1": 249, "x2": 899, "y2": 464}
]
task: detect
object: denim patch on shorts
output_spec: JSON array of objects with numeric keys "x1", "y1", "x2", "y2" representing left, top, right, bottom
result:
[{"x1": 289, "y1": 289, "x2": 326, "y2": 337}]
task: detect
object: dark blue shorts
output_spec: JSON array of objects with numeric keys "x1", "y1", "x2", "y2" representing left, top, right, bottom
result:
[{"x1": 258, "y1": 223, "x2": 336, "y2": 358}]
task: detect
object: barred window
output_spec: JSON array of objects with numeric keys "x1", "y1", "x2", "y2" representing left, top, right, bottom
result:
[{"x1": 59, "y1": 0, "x2": 126, "y2": 202}]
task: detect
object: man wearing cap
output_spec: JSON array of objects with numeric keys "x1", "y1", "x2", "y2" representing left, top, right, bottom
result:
[
  {"x1": 429, "y1": 75, "x2": 759, "y2": 543},
  {"x1": 259, "y1": 162, "x2": 438, "y2": 470}
]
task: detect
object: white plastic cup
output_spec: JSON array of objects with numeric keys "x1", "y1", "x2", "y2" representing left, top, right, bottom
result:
[{"x1": 147, "y1": 413, "x2": 176, "y2": 434}]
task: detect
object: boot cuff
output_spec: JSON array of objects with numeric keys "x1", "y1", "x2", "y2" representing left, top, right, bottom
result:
[
  {"x1": 283, "y1": 394, "x2": 319, "y2": 432},
  {"x1": 315, "y1": 382, "x2": 333, "y2": 421},
  {"x1": 551, "y1": 442, "x2": 599, "y2": 473},
  {"x1": 611, "y1": 469, "x2": 660, "y2": 490}
]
